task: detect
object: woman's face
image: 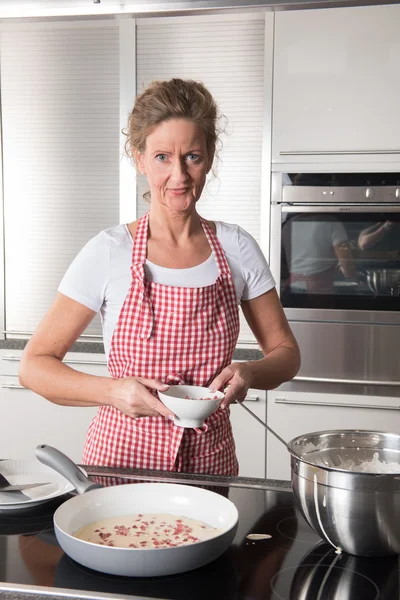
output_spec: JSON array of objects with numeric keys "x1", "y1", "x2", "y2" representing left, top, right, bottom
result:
[{"x1": 137, "y1": 118, "x2": 213, "y2": 213}]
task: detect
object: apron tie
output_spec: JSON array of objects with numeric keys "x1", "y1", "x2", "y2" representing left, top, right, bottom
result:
[{"x1": 131, "y1": 264, "x2": 154, "y2": 339}]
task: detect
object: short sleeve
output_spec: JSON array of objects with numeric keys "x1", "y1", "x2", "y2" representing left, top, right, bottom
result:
[
  {"x1": 237, "y1": 226, "x2": 276, "y2": 301},
  {"x1": 331, "y1": 220, "x2": 349, "y2": 246},
  {"x1": 58, "y1": 232, "x2": 109, "y2": 312}
]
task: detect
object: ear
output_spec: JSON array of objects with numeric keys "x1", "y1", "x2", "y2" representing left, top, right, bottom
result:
[{"x1": 135, "y1": 150, "x2": 146, "y2": 175}]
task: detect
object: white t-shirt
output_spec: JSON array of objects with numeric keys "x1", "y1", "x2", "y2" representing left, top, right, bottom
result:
[{"x1": 59, "y1": 221, "x2": 275, "y2": 357}]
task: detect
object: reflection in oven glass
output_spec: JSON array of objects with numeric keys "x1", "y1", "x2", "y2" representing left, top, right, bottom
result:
[{"x1": 281, "y1": 213, "x2": 400, "y2": 310}]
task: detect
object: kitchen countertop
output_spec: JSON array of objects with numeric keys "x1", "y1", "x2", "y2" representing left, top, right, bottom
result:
[{"x1": 0, "y1": 339, "x2": 263, "y2": 361}]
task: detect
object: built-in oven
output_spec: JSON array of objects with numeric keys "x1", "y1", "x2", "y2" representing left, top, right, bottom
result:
[{"x1": 270, "y1": 172, "x2": 400, "y2": 397}]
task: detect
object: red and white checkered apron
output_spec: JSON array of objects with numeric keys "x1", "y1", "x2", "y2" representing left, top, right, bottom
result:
[{"x1": 82, "y1": 211, "x2": 240, "y2": 475}]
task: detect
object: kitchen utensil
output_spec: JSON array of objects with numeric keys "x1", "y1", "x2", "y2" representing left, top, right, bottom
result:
[
  {"x1": 236, "y1": 401, "x2": 328, "y2": 465},
  {"x1": 158, "y1": 385, "x2": 224, "y2": 428},
  {"x1": 0, "y1": 459, "x2": 75, "y2": 510},
  {"x1": 0, "y1": 482, "x2": 50, "y2": 492},
  {"x1": 35, "y1": 444, "x2": 239, "y2": 577},
  {"x1": 361, "y1": 268, "x2": 400, "y2": 296}
]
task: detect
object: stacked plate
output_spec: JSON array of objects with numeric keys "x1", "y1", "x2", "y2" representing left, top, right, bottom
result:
[{"x1": 0, "y1": 459, "x2": 75, "y2": 511}]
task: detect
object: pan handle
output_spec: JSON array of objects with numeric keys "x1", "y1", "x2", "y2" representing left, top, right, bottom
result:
[{"x1": 35, "y1": 444, "x2": 102, "y2": 494}]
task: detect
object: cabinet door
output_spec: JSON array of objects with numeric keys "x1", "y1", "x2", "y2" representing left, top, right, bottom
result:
[
  {"x1": 0, "y1": 376, "x2": 97, "y2": 462},
  {"x1": 230, "y1": 390, "x2": 266, "y2": 478},
  {"x1": 267, "y1": 390, "x2": 400, "y2": 481},
  {"x1": 273, "y1": 4, "x2": 400, "y2": 164},
  {"x1": 0, "y1": 349, "x2": 108, "y2": 378}
]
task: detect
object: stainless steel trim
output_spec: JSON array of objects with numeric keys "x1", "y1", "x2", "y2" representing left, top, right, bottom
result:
[
  {"x1": 281, "y1": 184, "x2": 400, "y2": 204},
  {"x1": 279, "y1": 150, "x2": 400, "y2": 155},
  {"x1": 0, "y1": 355, "x2": 19, "y2": 361},
  {"x1": 281, "y1": 204, "x2": 400, "y2": 213},
  {"x1": 1, "y1": 383, "x2": 25, "y2": 389},
  {"x1": 294, "y1": 375, "x2": 400, "y2": 387},
  {"x1": 0, "y1": 62, "x2": 5, "y2": 343},
  {"x1": 275, "y1": 397, "x2": 400, "y2": 410},
  {"x1": 286, "y1": 308, "x2": 400, "y2": 325},
  {"x1": 0, "y1": 581, "x2": 144, "y2": 600},
  {"x1": 3, "y1": 0, "x2": 400, "y2": 20}
]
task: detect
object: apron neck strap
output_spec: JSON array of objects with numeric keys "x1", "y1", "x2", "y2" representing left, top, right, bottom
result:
[
  {"x1": 131, "y1": 212, "x2": 231, "y2": 278},
  {"x1": 200, "y1": 217, "x2": 231, "y2": 277},
  {"x1": 131, "y1": 211, "x2": 149, "y2": 266}
]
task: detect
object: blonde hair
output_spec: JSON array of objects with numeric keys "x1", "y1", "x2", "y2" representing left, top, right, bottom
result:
[{"x1": 124, "y1": 78, "x2": 222, "y2": 168}]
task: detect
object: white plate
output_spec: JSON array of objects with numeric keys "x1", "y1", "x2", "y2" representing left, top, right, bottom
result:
[{"x1": 0, "y1": 459, "x2": 76, "y2": 510}]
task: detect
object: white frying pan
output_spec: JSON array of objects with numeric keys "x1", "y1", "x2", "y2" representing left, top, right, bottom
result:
[{"x1": 35, "y1": 445, "x2": 239, "y2": 577}]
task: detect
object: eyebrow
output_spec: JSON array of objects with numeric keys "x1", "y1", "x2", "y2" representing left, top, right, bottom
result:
[{"x1": 152, "y1": 149, "x2": 204, "y2": 155}]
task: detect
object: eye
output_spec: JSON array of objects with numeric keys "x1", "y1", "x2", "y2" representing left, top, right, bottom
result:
[
  {"x1": 186, "y1": 154, "x2": 200, "y2": 162},
  {"x1": 156, "y1": 154, "x2": 168, "y2": 162}
]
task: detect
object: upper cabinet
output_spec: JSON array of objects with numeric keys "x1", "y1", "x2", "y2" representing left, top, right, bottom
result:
[{"x1": 272, "y1": 5, "x2": 400, "y2": 166}]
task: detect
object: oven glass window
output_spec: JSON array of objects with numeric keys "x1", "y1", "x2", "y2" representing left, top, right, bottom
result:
[{"x1": 280, "y1": 212, "x2": 400, "y2": 311}]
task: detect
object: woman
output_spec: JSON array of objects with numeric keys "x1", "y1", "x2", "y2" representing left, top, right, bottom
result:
[{"x1": 19, "y1": 78, "x2": 300, "y2": 476}]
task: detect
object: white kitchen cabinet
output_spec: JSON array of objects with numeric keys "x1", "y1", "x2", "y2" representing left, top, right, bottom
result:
[
  {"x1": 0, "y1": 375, "x2": 97, "y2": 462},
  {"x1": 0, "y1": 349, "x2": 105, "y2": 462},
  {"x1": 267, "y1": 390, "x2": 400, "y2": 481},
  {"x1": 272, "y1": 4, "x2": 400, "y2": 165},
  {"x1": 230, "y1": 389, "x2": 266, "y2": 479}
]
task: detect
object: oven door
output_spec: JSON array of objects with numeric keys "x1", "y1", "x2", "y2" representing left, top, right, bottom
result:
[
  {"x1": 270, "y1": 203, "x2": 400, "y2": 325},
  {"x1": 270, "y1": 203, "x2": 400, "y2": 395}
]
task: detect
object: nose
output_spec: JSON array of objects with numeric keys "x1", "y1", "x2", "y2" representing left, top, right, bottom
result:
[{"x1": 170, "y1": 158, "x2": 189, "y2": 183}]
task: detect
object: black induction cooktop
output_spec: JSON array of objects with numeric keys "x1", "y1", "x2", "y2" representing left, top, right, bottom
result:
[{"x1": 0, "y1": 474, "x2": 398, "y2": 600}]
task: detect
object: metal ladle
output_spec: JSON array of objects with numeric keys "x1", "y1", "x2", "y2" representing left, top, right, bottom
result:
[{"x1": 236, "y1": 400, "x2": 302, "y2": 461}]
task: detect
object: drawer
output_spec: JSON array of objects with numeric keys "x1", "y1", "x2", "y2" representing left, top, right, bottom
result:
[
  {"x1": 230, "y1": 388, "x2": 267, "y2": 479},
  {"x1": 0, "y1": 375, "x2": 97, "y2": 461},
  {"x1": 0, "y1": 349, "x2": 108, "y2": 378}
]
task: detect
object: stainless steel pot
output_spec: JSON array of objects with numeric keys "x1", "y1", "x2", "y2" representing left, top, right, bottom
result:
[
  {"x1": 363, "y1": 268, "x2": 400, "y2": 296},
  {"x1": 288, "y1": 430, "x2": 400, "y2": 557}
]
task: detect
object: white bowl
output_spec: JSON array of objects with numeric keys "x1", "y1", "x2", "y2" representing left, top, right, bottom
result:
[{"x1": 158, "y1": 385, "x2": 224, "y2": 428}]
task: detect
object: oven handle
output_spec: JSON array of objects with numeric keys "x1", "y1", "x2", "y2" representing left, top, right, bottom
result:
[
  {"x1": 274, "y1": 398, "x2": 400, "y2": 410},
  {"x1": 294, "y1": 375, "x2": 400, "y2": 387},
  {"x1": 279, "y1": 150, "x2": 400, "y2": 156},
  {"x1": 280, "y1": 204, "x2": 400, "y2": 214}
]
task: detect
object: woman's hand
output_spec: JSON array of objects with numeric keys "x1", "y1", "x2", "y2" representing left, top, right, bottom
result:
[
  {"x1": 209, "y1": 362, "x2": 253, "y2": 409},
  {"x1": 106, "y1": 377, "x2": 175, "y2": 420}
]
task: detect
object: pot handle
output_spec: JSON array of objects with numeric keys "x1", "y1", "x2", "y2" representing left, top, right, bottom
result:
[{"x1": 35, "y1": 444, "x2": 102, "y2": 494}]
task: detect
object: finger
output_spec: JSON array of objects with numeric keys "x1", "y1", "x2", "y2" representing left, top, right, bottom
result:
[
  {"x1": 221, "y1": 386, "x2": 245, "y2": 409},
  {"x1": 138, "y1": 378, "x2": 169, "y2": 391},
  {"x1": 146, "y1": 391, "x2": 176, "y2": 420},
  {"x1": 208, "y1": 368, "x2": 232, "y2": 393}
]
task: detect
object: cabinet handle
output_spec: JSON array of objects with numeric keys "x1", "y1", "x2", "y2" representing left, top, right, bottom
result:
[
  {"x1": 1, "y1": 383, "x2": 25, "y2": 390},
  {"x1": 279, "y1": 150, "x2": 400, "y2": 156},
  {"x1": 295, "y1": 376, "x2": 400, "y2": 387},
  {"x1": 244, "y1": 395, "x2": 260, "y2": 403},
  {"x1": 63, "y1": 359, "x2": 107, "y2": 366},
  {"x1": 0, "y1": 356, "x2": 107, "y2": 367},
  {"x1": 274, "y1": 398, "x2": 400, "y2": 411}
]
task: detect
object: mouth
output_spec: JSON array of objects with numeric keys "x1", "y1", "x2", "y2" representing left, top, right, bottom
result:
[{"x1": 168, "y1": 188, "x2": 189, "y2": 195}]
